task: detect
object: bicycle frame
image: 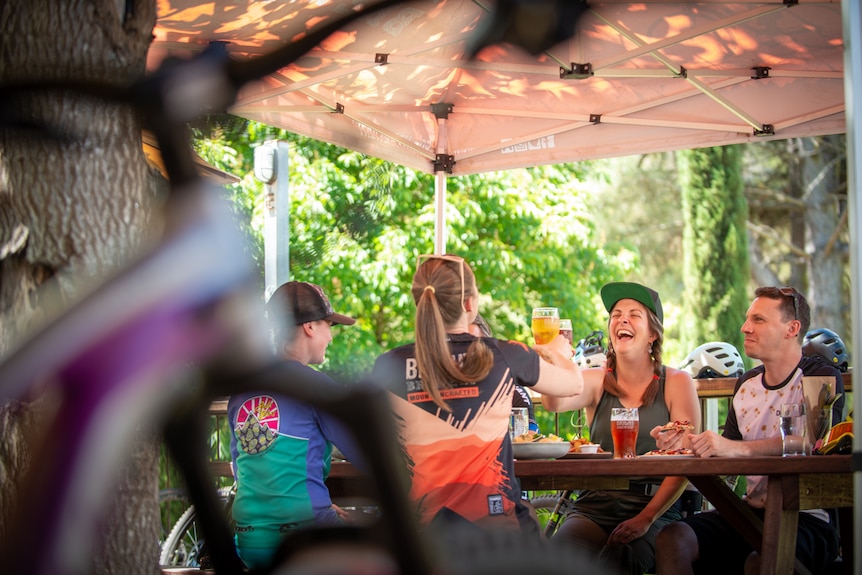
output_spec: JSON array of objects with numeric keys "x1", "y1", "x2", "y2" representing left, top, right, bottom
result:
[
  {"x1": 0, "y1": 1, "x2": 588, "y2": 573},
  {"x1": 0, "y1": 2, "x2": 430, "y2": 574}
]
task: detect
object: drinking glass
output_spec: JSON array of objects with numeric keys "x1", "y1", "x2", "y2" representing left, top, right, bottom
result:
[
  {"x1": 610, "y1": 407, "x2": 639, "y2": 459},
  {"x1": 780, "y1": 403, "x2": 807, "y2": 456},
  {"x1": 531, "y1": 307, "x2": 560, "y2": 345},
  {"x1": 510, "y1": 407, "x2": 529, "y2": 440},
  {"x1": 559, "y1": 319, "x2": 573, "y2": 345}
]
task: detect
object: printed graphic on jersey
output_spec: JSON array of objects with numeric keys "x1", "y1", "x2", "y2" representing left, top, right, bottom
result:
[{"x1": 235, "y1": 395, "x2": 279, "y2": 454}]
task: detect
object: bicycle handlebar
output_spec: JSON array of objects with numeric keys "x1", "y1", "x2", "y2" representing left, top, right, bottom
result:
[{"x1": 0, "y1": 2, "x2": 589, "y2": 574}]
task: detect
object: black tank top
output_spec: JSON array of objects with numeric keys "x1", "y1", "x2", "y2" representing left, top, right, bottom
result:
[{"x1": 590, "y1": 366, "x2": 670, "y2": 455}]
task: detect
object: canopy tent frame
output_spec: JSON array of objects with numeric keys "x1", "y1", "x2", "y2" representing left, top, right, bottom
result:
[{"x1": 841, "y1": 0, "x2": 861, "y2": 562}]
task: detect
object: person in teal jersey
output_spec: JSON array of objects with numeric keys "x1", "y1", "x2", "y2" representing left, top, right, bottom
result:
[
  {"x1": 542, "y1": 282, "x2": 700, "y2": 575},
  {"x1": 228, "y1": 281, "x2": 361, "y2": 570}
]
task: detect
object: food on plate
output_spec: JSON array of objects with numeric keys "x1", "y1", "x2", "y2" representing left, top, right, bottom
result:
[
  {"x1": 642, "y1": 448, "x2": 694, "y2": 456},
  {"x1": 537, "y1": 433, "x2": 565, "y2": 443},
  {"x1": 513, "y1": 432, "x2": 565, "y2": 443},
  {"x1": 658, "y1": 420, "x2": 695, "y2": 433},
  {"x1": 568, "y1": 437, "x2": 606, "y2": 453},
  {"x1": 512, "y1": 431, "x2": 538, "y2": 443}
]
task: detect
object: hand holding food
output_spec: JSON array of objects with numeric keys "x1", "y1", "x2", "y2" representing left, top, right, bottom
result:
[{"x1": 659, "y1": 420, "x2": 695, "y2": 433}]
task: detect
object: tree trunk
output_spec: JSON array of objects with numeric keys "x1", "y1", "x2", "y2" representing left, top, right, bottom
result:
[
  {"x1": 0, "y1": 1, "x2": 159, "y2": 573},
  {"x1": 798, "y1": 136, "x2": 848, "y2": 335}
]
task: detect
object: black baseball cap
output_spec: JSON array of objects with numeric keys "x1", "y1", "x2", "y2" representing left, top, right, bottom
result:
[
  {"x1": 269, "y1": 281, "x2": 356, "y2": 326},
  {"x1": 600, "y1": 282, "x2": 663, "y2": 323}
]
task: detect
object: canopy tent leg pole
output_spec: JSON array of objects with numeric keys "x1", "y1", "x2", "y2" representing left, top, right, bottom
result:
[
  {"x1": 841, "y1": 1, "x2": 862, "y2": 571},
  {"x1": 433, "y1": 116, "x2": 451, "y2": 255},
  {"x1": 434, "y1": 172, "x2": 447, "y2": 255}
]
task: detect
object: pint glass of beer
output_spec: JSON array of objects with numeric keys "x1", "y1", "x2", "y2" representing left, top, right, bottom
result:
[
  {"x1": 610, "y1": 407, "x2": 639, "y2": 459},
  {"x1": 531, "y1": 307, "x2": 560, "y2": 345},
  {"x1": 559, "y1": 319, "x2": 574, "y2": 344}
]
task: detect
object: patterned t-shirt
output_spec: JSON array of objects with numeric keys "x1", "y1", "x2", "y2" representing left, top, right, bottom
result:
[
  {"x1": 723, "y1": 355, "x2": 844, "y2": 513},
  {"x1": 372, "y1": 333, "x2": 541, "y2": 531}
]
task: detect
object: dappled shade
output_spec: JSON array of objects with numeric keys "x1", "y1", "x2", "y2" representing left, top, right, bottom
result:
[{"x1": 150, "y1": 0, "x2": 845, "y2": 175}]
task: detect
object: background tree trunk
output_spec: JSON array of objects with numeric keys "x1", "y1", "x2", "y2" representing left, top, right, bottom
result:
[
  {"x1": 796, "y1": 136, "x2": 848, "y2": 334},
  {"x1": 0, "y1": 1, "x2": 159, "y2": 573}
]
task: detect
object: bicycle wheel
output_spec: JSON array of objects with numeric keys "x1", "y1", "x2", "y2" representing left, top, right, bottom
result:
[
  {"x1": 159, "y1": 486, "x2": 234, "y2": 567},
  {"x1": 529, "y1": 492, "x2": 575, "y2": 538},
  {"x1": 158, "y1": 488, "x2": 190, "y2": 548}
]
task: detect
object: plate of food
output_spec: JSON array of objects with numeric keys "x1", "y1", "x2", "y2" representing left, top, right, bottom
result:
[
  {"x1": 562, "y1": 438, "x2": 612, "y2": 459},
  {"x1": 658, "y1": 420, "x2": 695, "y2": 433},
  {"x1": 641, "y1": 448, "x2": 696, "y2": 458},
  {"x1": 512, "y1": 441, "x2": 571, "y2": 460}
]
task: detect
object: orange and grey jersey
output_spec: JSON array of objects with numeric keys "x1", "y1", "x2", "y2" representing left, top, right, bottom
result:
[{"x1": 372, "y1": 333, "x2": 540, "y2": 530}]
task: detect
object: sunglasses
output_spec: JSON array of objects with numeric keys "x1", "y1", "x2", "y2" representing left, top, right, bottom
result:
[
  {"x1": 417, "y1": 254, "x2": 466, "y2": 311},
  {"x1": 778, "y1": 286, "x2": 800, "y2": 320}
]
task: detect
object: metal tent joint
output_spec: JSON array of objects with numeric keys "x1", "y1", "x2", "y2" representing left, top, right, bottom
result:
[
  {"x1": 433, "y1": 154, "x2": 455, "y2": 173},
  {"x1": 754, "y1": 124, "x2": 775, "y2": 136},
  {"x1": 375, "y1": 53, "x2": 389, "y2": 65},
  {"x1": 431, "y1": 103, "x2": 454, "y2": 119},
  {"x1": 676, "y1": 66, "x2": 688, "y2": 79},
  {"x1": 332, "y1": 103, "x2": 345, "y2": 114},
  {"x1": 560, "y1": 63, "x2": 593, "y2": 80},
  {"x1": 589, "y1": 114, "x2": 601, "y2": 124},
  {"x1": 751, "y1": 67, "x2": 771, "y2": 80}
]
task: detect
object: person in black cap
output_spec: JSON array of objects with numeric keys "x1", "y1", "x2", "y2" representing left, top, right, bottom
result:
[
  {"x1": 542, "y1": 281, "x2": 700, "y2": 575},
  {"x1": 226, "y1": 281, "x2": 361, "y2": 570}
]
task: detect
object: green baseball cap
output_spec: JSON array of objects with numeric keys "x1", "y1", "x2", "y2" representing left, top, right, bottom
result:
[{"x1": 601, "y1": 282, "x2": 663, "y2": 324}]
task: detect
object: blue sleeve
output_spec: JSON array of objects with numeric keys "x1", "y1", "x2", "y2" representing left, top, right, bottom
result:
[{"x1": 317, "y1": 409, "x2": 366, "y2": 471}]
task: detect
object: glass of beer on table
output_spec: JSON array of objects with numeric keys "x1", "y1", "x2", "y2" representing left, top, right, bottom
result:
[
  {"x1": 531, "y1": 307, "x2": 560, "y2": 345},
  {"x1": 610, "y1": 407, "x2": 639, "y2": 459},
  {"x1": 559, "y1": 319, "x2": 573, "y2": 344}
]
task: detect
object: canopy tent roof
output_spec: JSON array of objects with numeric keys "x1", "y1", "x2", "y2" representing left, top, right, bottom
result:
[{"x1": 150, "y1": 0, "x2": 845, "y2": 175}]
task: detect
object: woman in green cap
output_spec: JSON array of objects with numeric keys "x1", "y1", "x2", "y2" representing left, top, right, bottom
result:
[{"x1": 542, "y1": 282, "x2": 700, "y2": 575}]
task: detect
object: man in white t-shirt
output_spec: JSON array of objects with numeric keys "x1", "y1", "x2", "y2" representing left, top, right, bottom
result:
[{"x1": 653, "y1": 286, "x2": 844, "y2": 575}]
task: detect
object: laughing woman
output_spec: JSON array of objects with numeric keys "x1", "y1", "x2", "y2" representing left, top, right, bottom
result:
[{"x1": 541, "y1": 282, "x2": 700, "y2": 575}]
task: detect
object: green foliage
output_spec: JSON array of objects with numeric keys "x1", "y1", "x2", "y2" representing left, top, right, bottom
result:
[
  {"x1": 677, "y1": 146, "x2": 750, "y2": 357},
  {"x1": 586, "y1": 153, "x2": 688, "y2": 364},
  {"x1": 275, "y1": 130, "x2": 632, "y2": 379}
]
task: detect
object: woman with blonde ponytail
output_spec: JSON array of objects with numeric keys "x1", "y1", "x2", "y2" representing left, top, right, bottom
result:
[
  {"x1": 372, "y1": 254, "x2": 583, "y2": 534},
  {"x1": 542, "y1": 282, "x2": 699, "y2": 575}
]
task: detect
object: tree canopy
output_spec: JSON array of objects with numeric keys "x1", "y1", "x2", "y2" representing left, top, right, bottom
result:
[{"x1": 194, "y1": 120, "x2": 633, "y2": 380}]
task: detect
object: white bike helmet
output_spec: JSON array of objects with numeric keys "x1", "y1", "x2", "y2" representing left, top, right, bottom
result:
[
  {"x1": 680, "y1": 342, "x2": 745, "y2": 379},
  {"x1": 575, "y1": 330, "x2": 607, "y2": 369}
]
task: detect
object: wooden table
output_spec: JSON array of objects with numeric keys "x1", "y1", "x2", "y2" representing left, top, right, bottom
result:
[{"x1": 328, "y1": 455, "x2": 853, "y2": 575}]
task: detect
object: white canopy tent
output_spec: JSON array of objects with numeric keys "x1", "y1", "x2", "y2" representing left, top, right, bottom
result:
[
  {"x1": 150, "y1": 0, "x2": 847, "y2": 251},
  {"x1": 150, "y1": 0, "x2": 860, "y2": 560}
]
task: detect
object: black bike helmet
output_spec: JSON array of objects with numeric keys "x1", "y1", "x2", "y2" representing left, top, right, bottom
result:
[
  {"x1": 803, "y1": 328, "x2": 849, "y2": 372},
  {"x1": 680, "y1": 342, "x2": 745, "y2": 379}
]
